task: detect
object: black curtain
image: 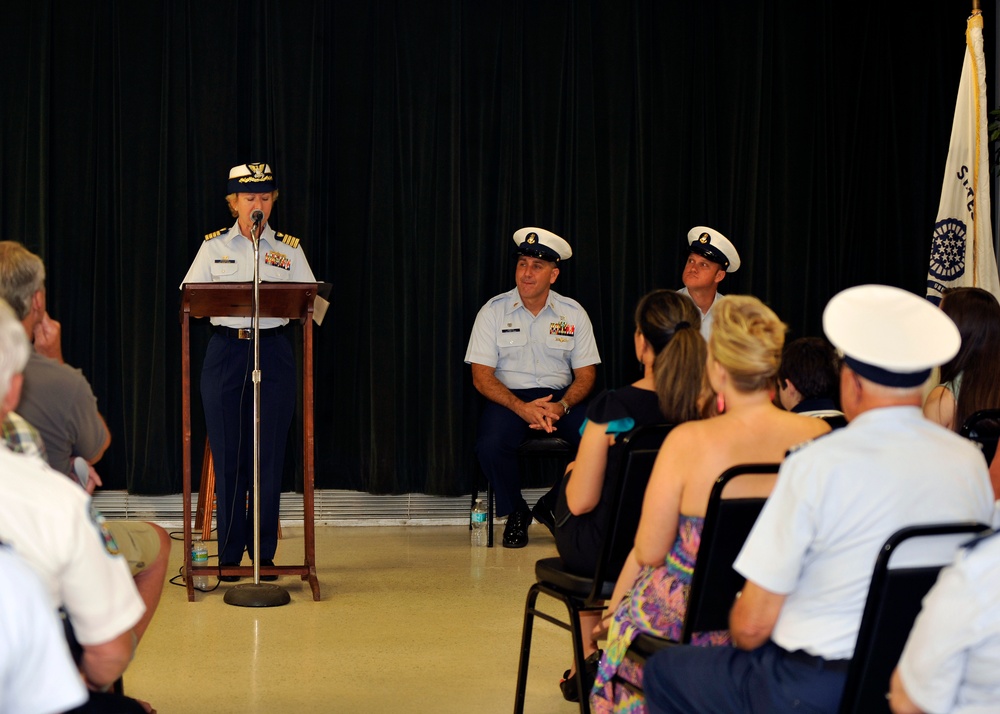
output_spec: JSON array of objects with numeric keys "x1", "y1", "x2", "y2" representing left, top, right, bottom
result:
[{"x1": 1, "y1": 0, "x2": 989, "y2": 495}]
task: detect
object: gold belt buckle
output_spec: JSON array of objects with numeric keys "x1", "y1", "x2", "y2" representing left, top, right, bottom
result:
[{"x1": 237, "y1": 328, "x2": 252, "y2": 340}]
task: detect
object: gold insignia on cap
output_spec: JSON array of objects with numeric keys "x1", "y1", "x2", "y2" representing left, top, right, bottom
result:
[
  {"x1": 204, "y1": 227, "x2": 227, "y2": 241},
  {"x1": 527, "y1": 232, "x2": 537, "y2": 244},
  {"x1": 699, "y1": 232, "x2": 710, "y2": 244},
  {"x1": 277, "y1": 232, "x2": 300, "y2": 249},
  {"x1": 248, "y1": 163, "x2": 267, "y2": 179}
]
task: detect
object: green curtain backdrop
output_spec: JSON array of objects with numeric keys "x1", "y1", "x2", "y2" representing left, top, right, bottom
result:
[{"x1": 1, "y1": 0, "x2": 989, "y2": 495}]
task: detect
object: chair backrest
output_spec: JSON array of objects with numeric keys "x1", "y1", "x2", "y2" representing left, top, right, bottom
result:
[
  {"x1": 959, "y1": 408, "x2": 1000, "y2": 465},
  {"x1": 588, "y1": 423, "x2": 674, "y2": 601},
  {"x1": 838, "y1": 522, "x2": 992, "y2": 714},
  {"x1": 680, "y1": 463, "x2": 780, "y2": 640}
]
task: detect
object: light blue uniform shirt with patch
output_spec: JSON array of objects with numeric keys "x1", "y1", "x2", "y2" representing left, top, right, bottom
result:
[
  {"x1": 464, "y1": 287, "x2": 601, "y2": 390},
  {"x1": 180, "y1": 220, "x2": 316, "y2": 329}
]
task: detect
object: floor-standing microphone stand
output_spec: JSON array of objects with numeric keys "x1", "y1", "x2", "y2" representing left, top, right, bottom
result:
[{"x1": 225, "y1": 216, "x2": 291, "y2": 608}]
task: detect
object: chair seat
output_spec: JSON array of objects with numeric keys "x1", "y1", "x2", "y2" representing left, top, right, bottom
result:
[
  {"x1": 628, "y1": 632, "x2": 675, "y2": 664},
  {"x1": 518, "y1": 436, "x2": 572, "y2": 455},
  {"x1": 534, "y1": 556, "x2": 616, "y2": 601}
]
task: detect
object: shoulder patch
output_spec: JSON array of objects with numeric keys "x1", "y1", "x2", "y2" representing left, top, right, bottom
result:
[
  {"x1": 89, "y1": 504, "x2": 121, "y2": 557},
  {"x1": 276, "y1": 232, "x2": 300, "y2": 249},
  {"x1": 204, "y1": 227, "x2": 227, "y2": 241}
]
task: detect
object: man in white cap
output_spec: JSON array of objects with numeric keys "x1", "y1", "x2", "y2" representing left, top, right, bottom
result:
[
  {"x1": 181, "y1": 162, "x2": 316, "y2": 580},
  {"x1": 643, "y1": 284, "x2": 995, "y2": 714},
  {"x1": 465, "y1": 227, "x2": 601, "y2": 548},
  {"x1": 677, "y1": 225, "x2": 740, "y2": 340}
]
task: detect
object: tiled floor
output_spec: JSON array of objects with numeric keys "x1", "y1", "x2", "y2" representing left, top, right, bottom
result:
[{"x1": 125, "y1": 524, "x2": 584, "y2": 713}]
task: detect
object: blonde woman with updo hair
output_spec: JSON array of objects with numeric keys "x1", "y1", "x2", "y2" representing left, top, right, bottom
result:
[{"x1": 591, "y1": 295, "x2": 831, "y2": 713}]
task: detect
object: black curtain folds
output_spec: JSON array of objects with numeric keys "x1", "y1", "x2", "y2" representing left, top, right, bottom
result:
[{"x1": 1, "y1": 1, "x2": 989, "y2": 495}]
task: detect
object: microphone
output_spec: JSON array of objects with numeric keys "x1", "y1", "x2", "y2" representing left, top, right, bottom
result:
[{"x1": 251, "y1": 209, "x2": 264, "y2": 225}]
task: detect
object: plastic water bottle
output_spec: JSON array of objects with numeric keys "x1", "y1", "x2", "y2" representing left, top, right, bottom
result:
[
  {"x1": 471, "y1": 498, "x2": 488, "y2": 547},
  {"x1": 191, "y1": 539, "x2": 209, "y2": 590}
]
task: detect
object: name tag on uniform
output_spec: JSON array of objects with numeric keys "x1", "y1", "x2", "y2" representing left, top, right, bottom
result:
[
  {"x1": 214, "y1": 259, "x2": 235, "y2": 263},
  {"x1": 501, "y1": 328, "x2": 521, "y2": 333}
]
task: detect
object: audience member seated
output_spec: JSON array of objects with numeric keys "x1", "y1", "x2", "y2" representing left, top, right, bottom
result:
[
  {"x1": 923, "y1": 286, "x2": 1000, "y2": 432},
  {"x1": 0, "y1": 542, "x2": 88, "y2": 714},
  {"x1": 889, "y1": 528, "x2": 1000, "y2": 714},
  {"x1": 590, "y1": 295, "x2": 831, "y2": 713},
  {"x1": 0, "y1": 298, "x2": 153, "y2": 713},
  {"x1": 0, "y1": 240, "x2": 170, "y2": 642},
  {"x1": 642, "y1": 284, "x2": 995, "y2": 714},
  {"x1": 777, "y1": 335, "x2": 845, "y2": 426},
  {"x1": 550, "y1": 289, "x2": 706, "y2": 701}
]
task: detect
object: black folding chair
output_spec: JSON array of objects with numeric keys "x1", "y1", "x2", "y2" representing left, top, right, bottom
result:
[
  {"x1": 838, "y1": 522, "x2": 991, "y2": 714},
  {"x1": 618, "y1": 463, "x2": 780, "y2": 692},
  {"x1": 959, "y1": 408, "x2": 1000, "y2": 466},
  {"x1": 469, "y1": 433, "x2": 573, "y2": 547},
  {"x1": 512, "y1": 423, "x2": 673, "y2": 714}
]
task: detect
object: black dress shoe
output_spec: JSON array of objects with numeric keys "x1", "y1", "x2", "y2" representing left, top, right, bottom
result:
[
  {"x1": 503, "y1": 506, "x2": 532, "y2": 548},
  {"x1": 258, "y1": 558, "x2": 278, "y2": 582},
  {"x1": 531, "y1": 492, "x2": 557, "y2": 536},
  {"x1": 219, "y1": 561, "x2": 241, "y2": 582},
  {"x1": 558, "y1": 649, "x2": 603, "y2": 702}
]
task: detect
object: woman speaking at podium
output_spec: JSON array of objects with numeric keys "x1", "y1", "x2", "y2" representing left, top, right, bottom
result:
[{"x1": 180, "y1": 163, "x2": 316, "y2": 581}]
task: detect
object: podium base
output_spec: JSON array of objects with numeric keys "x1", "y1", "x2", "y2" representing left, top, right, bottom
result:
[{"x1": 223, "y1": 582, "x2": 292, "y2": 608}]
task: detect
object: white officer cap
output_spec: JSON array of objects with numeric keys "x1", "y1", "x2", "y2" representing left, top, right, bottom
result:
[
  {"x1": 512, "y1": 227, "x2": 573, "y2": 263},
  {"x1": 227, "y1": 162, "x2": 276, "y2": 193},
  {"x1": 823, "y1": 284, "x2": 960, "y2": 388},
  {"x1": 687, "y1": 226, "x2": 740, "y2": 272}
]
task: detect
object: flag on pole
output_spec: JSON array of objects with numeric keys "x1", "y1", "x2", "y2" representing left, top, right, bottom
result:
[{"x1": 926, "y1": 10, "x2": 1000, "y2": 305}]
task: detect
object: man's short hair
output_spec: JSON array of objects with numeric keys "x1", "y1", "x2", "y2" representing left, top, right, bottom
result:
[
  {"x1": 0, "y1": 242, "x2": 45, "y2": 320},
  {"x1": 0, "y1": 298, "x2": 30, "y2": 405},
  {"x1": 778, "y1": 336, "x2": 840, "y2": 401}
]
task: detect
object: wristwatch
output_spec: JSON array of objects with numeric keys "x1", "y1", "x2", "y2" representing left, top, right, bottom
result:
[{"x1": 558, "y1": 399, "x2": 571, "y2": 415}]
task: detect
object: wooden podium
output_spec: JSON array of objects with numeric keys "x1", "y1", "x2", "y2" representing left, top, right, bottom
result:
[{"x1": 180, "y1": 283, "x2": 321, "y2": 601}]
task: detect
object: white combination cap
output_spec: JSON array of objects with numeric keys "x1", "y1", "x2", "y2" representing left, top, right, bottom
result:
[
  {"x1": 823, "y1": 284, "x2": 960, "y2": 387},
  {"x1": 687, "y1": 226, "x2": 740, "y2": 272},
  {"x1": 512, "y1": 227, "x2": 572, "y2": 262},
  {"x1": 227, "y1": 163, "x2": 275, "y2": 193}
]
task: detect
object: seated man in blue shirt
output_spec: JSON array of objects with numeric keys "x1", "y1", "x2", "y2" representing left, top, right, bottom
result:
[{"x1": 465, "y1": 227, "x2": 600, "y2": 548}]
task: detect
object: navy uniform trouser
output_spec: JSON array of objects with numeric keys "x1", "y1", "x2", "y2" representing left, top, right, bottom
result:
[
  {"x1": 475, "y1": 386, "x2": 587, "y2": 517},
  {"x1": 644, "y1": 640, "x2": 848, "y2": 714},
  {"x1": 201, "y1": 329, "x2": 295, "y2": 564}
]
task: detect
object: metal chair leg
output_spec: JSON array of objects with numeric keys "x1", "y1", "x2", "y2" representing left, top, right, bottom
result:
[
  {"x1": 514, "y1": 584, "x2": 541, "y2": 713},
  {"x1": 487, "y1": 480, "x2": 494, "y2": 547}
]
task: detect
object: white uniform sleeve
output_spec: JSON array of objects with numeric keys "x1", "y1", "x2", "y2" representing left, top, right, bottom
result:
[
  {"x1": 464, "y1": 302, "x2": 500, "y2": 367},
  {"x1": 58, "y1": 502, "x2": 145, "y2": 646},
  {"x1": 896, "y1": 553, "x2": 974, "y2": 714},
  {"x1": 734, "y1": 456, "x2": 817, "y2": 594},
  {"x1": 568, "y1": 308, "x2": 601, "y2": 369}
]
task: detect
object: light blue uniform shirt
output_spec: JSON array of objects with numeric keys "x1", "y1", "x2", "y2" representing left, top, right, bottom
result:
[
  {"x1": 180, "y1": 220, "x2": 316, "y2": 329},
  {"x1": 464, "y1": 287, "x2": 601, "y2": 390}
]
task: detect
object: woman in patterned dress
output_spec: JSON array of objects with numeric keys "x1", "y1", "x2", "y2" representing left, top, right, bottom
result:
[{"x1": 590, "y1": 296, "x2": 831, "y2": 713}]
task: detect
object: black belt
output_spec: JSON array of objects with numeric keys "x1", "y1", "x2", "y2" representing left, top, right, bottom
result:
[
  {"x1": 782, "y1": 648, "x2": 851, "y2": 673},
  {"x1": 213, "y1": 324, "x2": 291, "y2": 340}
]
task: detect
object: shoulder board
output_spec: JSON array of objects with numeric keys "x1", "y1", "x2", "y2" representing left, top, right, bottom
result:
[
  {"x1": 784, "y1": 426, "x2": 839, "y2": 458},
  {"x1": 204, "y1": 227, "x2": 227, "y2": 241},
  {"x1": 276, "y1": 232, "x2": 300, "y2": 249}
]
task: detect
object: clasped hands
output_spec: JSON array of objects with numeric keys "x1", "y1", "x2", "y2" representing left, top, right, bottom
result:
[{"x1": 519, "y1": 394, "x2": 565, "y2": 433}]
